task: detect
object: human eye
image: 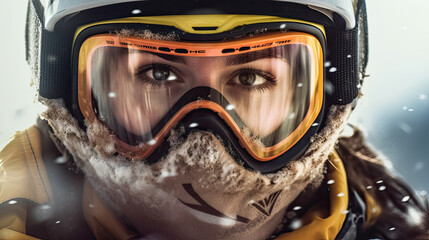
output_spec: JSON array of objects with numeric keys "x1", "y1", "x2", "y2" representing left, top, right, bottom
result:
[
  {"x1": 136, "y1": 64, "x2": 180, "y2": 88},
  {"x1": 228, "y1": 68, "x2": 276, "y2": 89}
]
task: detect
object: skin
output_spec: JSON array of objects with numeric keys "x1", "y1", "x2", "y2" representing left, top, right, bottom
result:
[{"x1": 103, "y1": 48, "x2": 295, "y2": 139}]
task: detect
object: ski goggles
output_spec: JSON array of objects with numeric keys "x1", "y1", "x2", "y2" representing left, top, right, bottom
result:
[{"x1": 77, "y1": 31, "x2": 324, "y2": 165}]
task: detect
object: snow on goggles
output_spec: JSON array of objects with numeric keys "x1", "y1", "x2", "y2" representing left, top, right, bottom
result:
[{"x1": 77, "y1": 31, "x2": 324, "y2": 168}]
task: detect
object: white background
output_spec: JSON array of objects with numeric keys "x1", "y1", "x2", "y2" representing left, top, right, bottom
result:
[{"x1": 0, "y1": 1, "x2": 428, "y2": 192}]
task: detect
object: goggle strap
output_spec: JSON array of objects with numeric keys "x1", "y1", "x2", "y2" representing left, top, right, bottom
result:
[{"x1": 326, "y1": 0, "x2": 367, "y2": 105}]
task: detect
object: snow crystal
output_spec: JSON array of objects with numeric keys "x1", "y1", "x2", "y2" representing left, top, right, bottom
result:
[
  {"x1": 324, "y1": 80, "x2": 334, "y2": 95},
  {"x1": 54, "y1": 156, "x2": 67, "y2": 164},
  {"x1": 406, "y1": 207, "x2": 424, "y2": 226},
  {"x1": 108, "y1": 92, "x2": 116, "y2": 98},
  {"x1": 289, "y1": 219, "x2": 303, "y2": 230},
  {"x1": 40, "y1": 204, "x2": 51, "y2": 210},
  {"x1": 401, "y1": 196, "x2": 410, "y2": 203},
  {"x1": 131, "y1": 9, "x2": 141, "y2": 15},
  {"x1": 324, "y1": 61, "x2": 332, "y2": 67},
  {"x1": 292, "y1": 206, "x2": 302, "y2": 211},
  {"x1": 226, "y1": 104, "x2": 235, "y2": 111}
]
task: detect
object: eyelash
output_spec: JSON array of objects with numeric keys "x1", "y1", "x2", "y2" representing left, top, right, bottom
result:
[
  {"x1": 230, "y1": 68, "x2": 277, "y2": 93},
  {"x1": 135, "y1": 65, "x2": 277, "y2": 93},
  {"x1": 135, "y1": 64, "x2": 177, "y2": 89}
]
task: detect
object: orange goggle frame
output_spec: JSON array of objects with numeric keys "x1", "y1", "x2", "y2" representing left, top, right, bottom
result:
[{"x1": 78, "y1": 32, "x2": 324, "y2": 161}]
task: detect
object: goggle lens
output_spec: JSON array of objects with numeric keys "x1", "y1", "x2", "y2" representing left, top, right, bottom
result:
[{"x1": 78, "y1": 32, "x2": 324, "y2": 161}]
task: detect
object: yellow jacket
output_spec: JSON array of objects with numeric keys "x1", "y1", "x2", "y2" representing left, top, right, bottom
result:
[
  {"x1": 0, "y1": 126, "x2": 52, "y2": 240},
  {"x1": 0, "y1": 126, "x2": 378, "y2": 240}
]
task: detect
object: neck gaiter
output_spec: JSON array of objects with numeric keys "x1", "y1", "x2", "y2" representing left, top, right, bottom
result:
[{"x1": 42, "y1": 99, "x2": 351, "y2": 240}]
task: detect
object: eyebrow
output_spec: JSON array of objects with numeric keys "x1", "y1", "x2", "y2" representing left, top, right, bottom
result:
[
  {"x1": 151, "y1": 52, "x2": 187, "y2": 64},
  {"x1": 133, "y1": 47, "x2": 286, "y2": 65},
  {"x1": 226, "y1": 48, "x2": 287, "y2": 65},
  {"x1": 130, "y1": 49, "x2": 187, "y2": 64}
]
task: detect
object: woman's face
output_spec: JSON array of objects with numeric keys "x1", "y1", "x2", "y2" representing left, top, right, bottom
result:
[{"x1": 106, "y1": 47, "x2": 295, "y2": 139}]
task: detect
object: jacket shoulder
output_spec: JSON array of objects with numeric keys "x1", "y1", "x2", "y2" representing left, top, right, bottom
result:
[{"x1": 0, "y1": 126, "x2": 53, "y2": 205}]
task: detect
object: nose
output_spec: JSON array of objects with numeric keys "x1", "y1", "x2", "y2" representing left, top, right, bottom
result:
[{"x1": 185, "y1": 57, "x2": 225, "y2": 89}]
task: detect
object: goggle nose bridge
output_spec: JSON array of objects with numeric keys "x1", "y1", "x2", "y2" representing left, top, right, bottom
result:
[
  {"x1": 142, "y1": 102, "x2": 325, "y2": 174},
  {"x1": 108, "y1": 86, "x2": 245, "y2": 143}
]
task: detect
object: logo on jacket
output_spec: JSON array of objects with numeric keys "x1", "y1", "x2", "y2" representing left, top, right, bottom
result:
[{"x1": 251, "y1": 190, "x2": 282, "y2": 217}]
